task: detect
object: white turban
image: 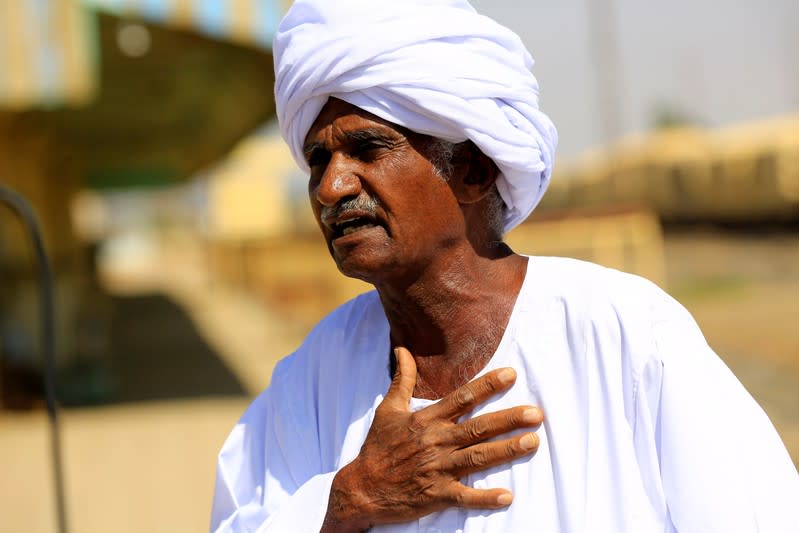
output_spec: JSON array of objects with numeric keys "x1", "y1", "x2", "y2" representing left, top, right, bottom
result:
[{"x1": 274, "y1": 0, "x2": 558, "y2": 232}]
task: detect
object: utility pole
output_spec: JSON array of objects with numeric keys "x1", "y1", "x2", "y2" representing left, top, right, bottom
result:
[
  {"x1": 587, "y1": 0, "x2": 623, "y2": 144},
  {"x1": 787, "y1": 2, "x2": 799, "y2": 110}
]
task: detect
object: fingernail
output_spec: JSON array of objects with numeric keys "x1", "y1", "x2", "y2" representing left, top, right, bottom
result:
[
  {"x1": 520, "y1": 433, "x2": 538, "y2": 450},
  {"x1": 522, "y1": 408, "x2": 540, "y2": 424},
  {"x1": 497, "y1": 368, "x2": 516, "y2": 384},
  {"x1": 497, "y1": 493, "x2": 513, "y2": 506}
]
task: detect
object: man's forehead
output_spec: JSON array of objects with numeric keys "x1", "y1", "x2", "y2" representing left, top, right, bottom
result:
[{"x1": 304, "y1": 98, "x2": 410, "y2": 147}]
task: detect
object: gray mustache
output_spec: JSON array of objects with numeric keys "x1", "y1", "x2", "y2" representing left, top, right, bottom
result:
[{"x1": 321, "y1": 196, "x2": 380, "y2": 221}]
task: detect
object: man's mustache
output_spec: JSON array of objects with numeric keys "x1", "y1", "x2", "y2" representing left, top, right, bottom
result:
[{"x1": 321, "y1": 196, "x2": 380, "y2": 222}]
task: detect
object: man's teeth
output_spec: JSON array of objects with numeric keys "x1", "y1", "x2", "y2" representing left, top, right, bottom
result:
[{"x1": 341, "y1": 222, "x2": 377, "y2": 235}]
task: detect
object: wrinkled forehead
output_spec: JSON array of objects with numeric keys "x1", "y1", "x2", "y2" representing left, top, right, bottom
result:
[{"x1": 304, "y1": 97, "x2": 426, "y2": 150}]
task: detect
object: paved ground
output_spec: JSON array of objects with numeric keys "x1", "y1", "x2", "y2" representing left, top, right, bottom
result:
[{"x1": 0, "y1": 398, "x2": 249, "y2": 533}]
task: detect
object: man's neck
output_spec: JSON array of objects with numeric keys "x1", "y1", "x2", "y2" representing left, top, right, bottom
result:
[{"x1": 374, "y1": 245, "x2": 527, "y2": 399}]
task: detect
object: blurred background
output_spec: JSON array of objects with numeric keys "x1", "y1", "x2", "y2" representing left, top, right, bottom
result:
[{"x1": 0, "y1": 0, "x2": 796, "y2": 531}]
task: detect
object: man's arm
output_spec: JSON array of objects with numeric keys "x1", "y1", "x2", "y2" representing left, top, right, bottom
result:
[
  {"x1": 211, "y1": 354, "x2": 338, "y2": 532},
  {"x1": 636, "y1": 296, "x2": 799, "y2": 532},
  {"x1": 320, "y1": 347, "x2": 544, "y2": 532}
]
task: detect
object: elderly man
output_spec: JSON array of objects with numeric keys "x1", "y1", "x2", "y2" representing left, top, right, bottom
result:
[{"x1": 211, "y1": 1, "x2": 799, "y2": 531}]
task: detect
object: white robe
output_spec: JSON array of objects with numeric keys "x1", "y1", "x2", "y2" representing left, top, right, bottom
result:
[{"x1": 211, "y1": 257, "x2": 799, "y2": 532}]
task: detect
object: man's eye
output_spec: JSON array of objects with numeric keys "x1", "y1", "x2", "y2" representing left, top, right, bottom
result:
[
  {"x1": 307, "y1": 150, "x2": 330, "y2": 169},
  {"x1": 354, "y1": 142, "x2": 387, "y2": 160}
]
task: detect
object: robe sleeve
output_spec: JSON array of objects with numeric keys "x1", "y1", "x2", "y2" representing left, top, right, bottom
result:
[
  {"x1": 209, "y1": 358, "x2": 334, "y2": 532},
  {"x1": 635, "y1": 293, "x2": 799, "y2": 532}
]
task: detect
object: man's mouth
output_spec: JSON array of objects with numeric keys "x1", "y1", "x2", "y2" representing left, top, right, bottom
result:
[{"x1": 331, "y1": 217, "x2": 380, "y2": 239}]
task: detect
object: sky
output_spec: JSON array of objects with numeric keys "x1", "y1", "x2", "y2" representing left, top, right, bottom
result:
[{"x1": 470, "y1": 0, "x2": 799, "y2": 158}]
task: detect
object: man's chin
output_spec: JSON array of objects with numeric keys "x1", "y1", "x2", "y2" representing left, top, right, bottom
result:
[
  {"x1": 333, "y1": 258, "x2": 378, "y2": 284},
  {"x1": 326, "y1": 228, "x2": 393, "y2": 281},
  {"x1": 330, "y1": 248, "x2": 390, "y2": 284}
]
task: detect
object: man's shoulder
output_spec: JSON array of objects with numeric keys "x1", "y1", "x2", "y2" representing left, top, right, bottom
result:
[
  {"x1": 525, "y1": 255, "x2": 668, "y2": 309},
  {"x1": 523, "y1": 256, "x2": 693, "y2": 354}
]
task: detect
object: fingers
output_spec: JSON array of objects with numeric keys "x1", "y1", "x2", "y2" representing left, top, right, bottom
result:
[
  {"x1": 426, "y1": 367, "x2": 517, "y2": 420},
  {"x1": 449, "y1": 406, "x2": 543, "y2": 447},
  {"x1": 447, "y1": 431, "x2": 540, "y2": 477},
  {"x1": 384, "y1": 347, "x2": 417, "y2": 408},
  {"x1": 445, "y1": 483, "x2": 514, "y2": 510}
]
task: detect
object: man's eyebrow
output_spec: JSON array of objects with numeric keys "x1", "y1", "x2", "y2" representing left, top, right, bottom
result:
[
  {"x1": 342, "y1": 127, "x2": 400, "y2": 145},
  {"x1": 303, "y1": 141, "x2": 325, "y2": 161}
]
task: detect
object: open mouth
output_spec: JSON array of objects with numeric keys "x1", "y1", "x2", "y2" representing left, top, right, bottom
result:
[{"x1": 331, "y1": 217, "x2": 380, "y2": 239}]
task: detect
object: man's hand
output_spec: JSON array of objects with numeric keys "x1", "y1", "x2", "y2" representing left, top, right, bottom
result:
[{"x1": 321, "y1": 347, "x2": 544, "y2": 532}]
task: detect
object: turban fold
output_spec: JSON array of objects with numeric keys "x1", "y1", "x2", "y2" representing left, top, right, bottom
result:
[{"x1": 274, "y1": 0, "x2": 558, "y2": 232}]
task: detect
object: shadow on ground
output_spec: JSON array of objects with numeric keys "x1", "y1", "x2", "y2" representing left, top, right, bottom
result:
[{"x1": 59, "y1": 292, "x2": 246, "y2": 406}]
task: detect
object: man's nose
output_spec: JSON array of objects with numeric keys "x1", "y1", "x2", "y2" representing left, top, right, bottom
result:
[{"x1": 313, "y1": 154, "x2": 362, "y2": 207}]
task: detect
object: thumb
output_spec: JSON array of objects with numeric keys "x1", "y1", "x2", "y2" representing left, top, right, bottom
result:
[{"x1": 386, "y1": 346, "x2": 417, "y2": 408}]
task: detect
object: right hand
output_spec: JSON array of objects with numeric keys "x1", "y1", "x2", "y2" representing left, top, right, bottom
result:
[{"x1": 321, "y1": 346, "x2": 544, "y2": 532}]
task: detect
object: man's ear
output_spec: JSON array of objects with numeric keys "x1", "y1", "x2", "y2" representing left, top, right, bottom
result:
[{"x1": 450, "y1": 143, "x2": 500, "y2": 205}]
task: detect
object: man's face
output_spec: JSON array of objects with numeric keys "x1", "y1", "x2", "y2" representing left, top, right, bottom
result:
[{"x1": 303, "y1": 98, "x2": 466, "y2": 283}]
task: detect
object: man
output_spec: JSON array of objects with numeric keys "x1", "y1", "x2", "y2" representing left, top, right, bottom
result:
[{"x1": 211, "y1": 1, "x2": 799, "y2": 531}]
